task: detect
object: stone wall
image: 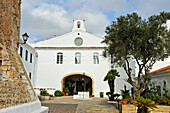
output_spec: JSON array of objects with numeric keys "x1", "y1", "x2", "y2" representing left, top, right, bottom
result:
[{"x1": 0, "y1": 0, "x2": 37, "y2": 109}]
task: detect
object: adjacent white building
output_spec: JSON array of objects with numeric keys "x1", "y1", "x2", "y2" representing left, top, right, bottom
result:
[{"x1": 18, "y1": 39, "x2": 38, "y2": 87}]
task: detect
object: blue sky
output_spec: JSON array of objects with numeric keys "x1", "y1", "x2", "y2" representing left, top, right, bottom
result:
[{"x1": 20, "y1": 0, "x2": 170, "y2": 42}]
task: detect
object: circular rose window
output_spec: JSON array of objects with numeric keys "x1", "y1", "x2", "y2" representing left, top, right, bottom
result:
[{"x1": 74, "y1": 37, "x2": 83, "y2": 46}]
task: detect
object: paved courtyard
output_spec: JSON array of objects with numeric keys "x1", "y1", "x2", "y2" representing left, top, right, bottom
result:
[{"x1": 41, "y1": 96, "x2": 119, "y2": 113}]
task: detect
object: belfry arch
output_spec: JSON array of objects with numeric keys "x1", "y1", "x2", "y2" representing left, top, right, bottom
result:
[{"x1": 61, "y1": 73, "x2": 94, "y2": 95}]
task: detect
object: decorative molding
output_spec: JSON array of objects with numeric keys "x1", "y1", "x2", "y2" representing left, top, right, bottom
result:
[{"x1": 35, "y1": 47, "x2": 107, "y2": 49}]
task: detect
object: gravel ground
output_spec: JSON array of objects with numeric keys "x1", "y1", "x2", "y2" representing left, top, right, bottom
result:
[{"x1": 41, "y1": 103, "x2": 78, "y2": 113}]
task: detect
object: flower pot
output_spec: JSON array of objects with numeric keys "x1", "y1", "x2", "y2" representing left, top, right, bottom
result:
[
  {"x1": 49, "y1": 97, "x2": 54, "y2": 100},
  {"x1": 122, "y1": 100, "x2": 128, "y2": 104},
  {"x1": 100, "y1": 95, "x2": 103, "y2": 98},
  {"x1": 151, "y1": 101, "x2": 155, "y2": 104}
]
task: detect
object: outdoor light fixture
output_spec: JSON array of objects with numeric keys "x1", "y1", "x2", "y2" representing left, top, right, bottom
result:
[
  {"x1": 17, "y1": 33, "x2": 29, "y2": 47},
  {"x1": 22, "y1": 33, "x2": 29, "y2": 44}
]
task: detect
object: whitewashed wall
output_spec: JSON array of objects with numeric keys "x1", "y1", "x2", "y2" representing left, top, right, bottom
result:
[
  {"x1": 33, "y1": 19, "x2": 134, "y2": 97},
  {"x1": 18, "y1": 40, "x2": 38, "y2": 87}
]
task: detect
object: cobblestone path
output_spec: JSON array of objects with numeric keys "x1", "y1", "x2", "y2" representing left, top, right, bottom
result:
[{"x1": 41, "y1": 103, "x2": 78, "y2": 113}]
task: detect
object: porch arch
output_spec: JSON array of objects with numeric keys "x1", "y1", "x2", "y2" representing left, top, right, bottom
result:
[{"x1": 61, "y1": 73, "x2": 94, "y2": 95}]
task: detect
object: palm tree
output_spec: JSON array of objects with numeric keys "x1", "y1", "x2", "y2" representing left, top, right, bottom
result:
[
  {"x1": 104, "y1": 69, "x2": 120, "y2": 94},
  {"x1": 133, "y1": 98, "x2": 157, "y2": 113}
]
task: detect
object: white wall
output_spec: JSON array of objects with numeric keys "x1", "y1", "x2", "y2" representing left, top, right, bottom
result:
[
  {"x1": 35, "y1": 48, "x2": 133, "y2": 97},
  {"x1": 151, "y1": 74, "x2": 170, "y2": 96},
  {"x1": 18, "y1": 41, "x2": 38, "y2": 87}
]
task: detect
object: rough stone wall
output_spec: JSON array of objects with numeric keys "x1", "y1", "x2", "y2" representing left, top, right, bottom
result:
[{"x1": 0, "y1": 0, "x2": 37, "y2": 109}]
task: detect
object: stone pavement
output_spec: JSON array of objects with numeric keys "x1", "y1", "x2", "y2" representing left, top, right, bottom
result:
[{"x1": 41, "y1": 96, "x2": 119, "y2": 113}]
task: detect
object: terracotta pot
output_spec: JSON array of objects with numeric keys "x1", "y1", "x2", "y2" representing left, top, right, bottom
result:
[
  {"x1": 151, "y1": 101, "x2": 155, "y2": 104},
  {"x1": 156, "y1": 103, "x2": 159, "y2": 105},
  {"x1": 122, "y1": 100, "x2": 128, "y2": 104},
  {"x1": 100, "y1": 95, "x2": 103, "y2": 98}
]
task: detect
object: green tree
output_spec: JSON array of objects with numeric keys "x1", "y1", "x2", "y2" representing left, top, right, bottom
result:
[
  {"x1": 104, "y1": 69, "x2": 120, "y2": 94},
  {"x1": 102, "y1": 12, "x2": 170, "y2": 99}
]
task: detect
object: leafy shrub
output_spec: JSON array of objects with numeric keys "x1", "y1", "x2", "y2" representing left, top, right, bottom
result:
[
  {"x1": 73, "y1": 91, "x2": 78, "y2": 95},
  {"x1": 133, "y1": 98, "x2": 157, "y2": 113},
  {"x1": 54, "y1": 90, "x2": 62, "y2": 96},
  {"x1": 50, "y1": 95, "x2": 53, "y2": 97},
  {"x1": 64, "y1": 87, "x2": 70, "y2": 94},
  {"x1": 121, "y1": 85, "x2": 130, "y2": 99},
  {"x1": 40, "y1": 89, "x2": 50, "y2": 96}
]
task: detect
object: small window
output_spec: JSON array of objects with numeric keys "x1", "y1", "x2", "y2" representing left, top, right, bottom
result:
[
  {"x1": 25, "y1": 50, "x2": 28, "y2": 61},
  {"x1": 77, "y1": 21, "x2": 81, "y2": 28},
  {"x1": 30, "y1": 53, "x2": 32, "y2": 63},
  {"x1": 75, "y1": 52, "x2": 81, "y2": 64},
  {"x1": 29, "y1": 72, "x2": 31, "y2": 80},
  {"x1": 57, "y1": 52, "x2": 63, "y2": 64},
  {"x1": 93, "y1": 53, "x2": 99, "y2": 64},
  {"x1": 20, "y1": 47, "x2": 23, "y2": 58}
]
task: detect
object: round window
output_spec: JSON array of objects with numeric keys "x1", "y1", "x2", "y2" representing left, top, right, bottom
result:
[{"x1": 74, "y1": 37, "x2": 83, "y2": 46}]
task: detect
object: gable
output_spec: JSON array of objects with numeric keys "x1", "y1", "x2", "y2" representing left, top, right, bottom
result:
[{"x1": 34, "y1": 31, "x2": 106, "y2": 47}]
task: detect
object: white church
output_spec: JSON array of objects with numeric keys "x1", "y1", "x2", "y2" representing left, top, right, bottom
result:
[
  {"x1": 19, "y1": 19, "x2": 170, "y2": 97},
  {"x1": 19, "y1": 19, "x2": 133, "y2": 97}
]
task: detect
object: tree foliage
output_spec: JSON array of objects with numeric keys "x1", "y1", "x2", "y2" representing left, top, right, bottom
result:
[
  {"x1": 102, "y1": 12, "x2": 170, "y2": 99},
  {"x1": 104, "y1": 69, "x2": 120, "y2": 94}
]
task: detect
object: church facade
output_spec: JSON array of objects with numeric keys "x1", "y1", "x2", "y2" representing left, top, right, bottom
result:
[{"x1": 31, "y1": 19, "x2": 132, "y2": 97}]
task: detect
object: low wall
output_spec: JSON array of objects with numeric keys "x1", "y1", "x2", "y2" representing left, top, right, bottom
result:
[
  {"x1": 122, "y1": 104, "x2": 170, "y2": 113},
  {"x1": 0, "y1": 99, "x2": 48, "y2": 113}
]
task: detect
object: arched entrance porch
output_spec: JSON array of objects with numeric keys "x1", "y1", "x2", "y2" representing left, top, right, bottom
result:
[{"x1": 61, "y1": 73, "x2": 94, "y2": 95}]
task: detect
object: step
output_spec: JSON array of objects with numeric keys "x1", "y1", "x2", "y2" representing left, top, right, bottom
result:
[
  {"x1": 86, "y1": 109, "x2": 119, "y2": 113},
  {"x1": 31, "y1": 106, "x2": 48, "y2": 113}
]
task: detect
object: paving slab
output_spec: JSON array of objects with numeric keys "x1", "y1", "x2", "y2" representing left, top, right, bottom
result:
[{"x1": 41, "y1": 96, "x2": 119, "y2": 113}]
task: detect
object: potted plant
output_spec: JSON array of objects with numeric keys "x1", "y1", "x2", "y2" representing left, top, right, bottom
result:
[
  {"x1": 100, "y1": 92, "x2": 104, "y2": 98},
  {"x1": 73, "y1": 91, "x2": 78, "y2": 95},
  {"x1": 155, "y1": 96, "x2": 161, "y2": 105},
  {"x1": 133, "y1": 98, "x2": 157, "y2": 113},
  {"x1": 106, "y1": 92, "x2": 120, "y2": 101},
  {"x1": 122, "y1": 96, "x2": 129, "y2": 104},
  {"x1": 54, "y1": 90, "x2": 62, "y2": 97},
  {"x1": 64, "y1": 87, "x2": 70, "y2": 96},
  {"x1": 49, "y1": 95, "x2": 54, "y2": 100},
  {"x1": 87, "y1": 88, "x2": 92, "y2": 95},
  {"x1": 40, "y1": 89, "x2": 50, "y2": 100}
]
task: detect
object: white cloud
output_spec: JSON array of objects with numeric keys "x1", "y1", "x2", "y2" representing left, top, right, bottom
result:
[
  {"x1": 21, "y1": 1, "x2": 110, "y2": 42},
  {"x1": 21, "y1": 3, "x2": 73, "y2": 42},
  {"x1": 73, "y1": 7, "x2": 109, "y2": 36},
  {"x1": 20, "y1": 0, "x2": 170, "y2": 42}
]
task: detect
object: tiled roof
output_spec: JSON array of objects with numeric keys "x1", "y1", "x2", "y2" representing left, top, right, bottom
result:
[{"x1": 150, "y1": 65, "x2": 170, "y2": 75}]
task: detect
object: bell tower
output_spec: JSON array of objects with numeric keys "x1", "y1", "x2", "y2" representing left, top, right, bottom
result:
[{"x1": 72, "y1": 19, "x2": 86, "y2": 31}]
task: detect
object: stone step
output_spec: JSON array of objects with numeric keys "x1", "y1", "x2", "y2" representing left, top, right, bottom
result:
[{"x1": 31, "y1": 106, "x2": 48, "y2": 113}]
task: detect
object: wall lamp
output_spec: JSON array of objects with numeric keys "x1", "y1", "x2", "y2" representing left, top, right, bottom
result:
[
  {"x1": 22, "y1": 33, "x2": 29, "y2": 44},
  {"x1": 18, "y1": 33, "x2": 29, "y2": 47}
]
